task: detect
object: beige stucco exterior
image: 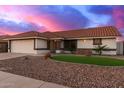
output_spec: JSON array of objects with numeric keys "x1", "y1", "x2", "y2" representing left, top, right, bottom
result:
[
  {"x1": 77, "y1": 38, "x2": 117, "y2": 55},
  {"x1": 77, "y1": 39, "x2": 93, "y2": 48},
  {"x1": 77, "y1": 38, "x2": 116, "y2": 49},
  {"x1": 35, "y1": 39, "x2": 47, "y2": 49},
  {"x1": 35, "y1": 39, "x2": 50, "y2": 54},
  {"x1": 102, "y1": 38, "x2": 116, "y2": 49},
  {"x1": 8, "y1": 37, "x2": 119, "y2": 55}
]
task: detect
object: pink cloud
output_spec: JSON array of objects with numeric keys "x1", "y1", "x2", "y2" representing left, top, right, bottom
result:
[
  {"x1": 0, "y1": 28, "x2": 19, "y2": 35},
  {"x1": 113, "y1": 6, "x2": 124, "y2": 29},
  {"x1": 23, "y1": 15, "x2": 62, "y2": 31}
]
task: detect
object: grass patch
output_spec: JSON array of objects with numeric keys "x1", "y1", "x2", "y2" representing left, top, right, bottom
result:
[{"x1": 52, "y1": 54, "x2": 124, "y2": 66}]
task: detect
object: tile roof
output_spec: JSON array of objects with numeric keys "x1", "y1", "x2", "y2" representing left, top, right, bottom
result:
[
  {"x1": 0, "y1": 35, "x2": 10, "y2": 42},
  {"x1": 7, "y1": 31, "x2": 46, "y2": 39},
  {"x1": 0, "y1": 35, "x2": 10, "y2": 40},
  {"x1": 6, "y1": 31, "x2": 63, "y2": 39},
  {"x1": 40, "y1": 32, "x2": 62, "y2": 38},
  {"x1": 51, "y1": 26, "x2": 121, "y2": 38},
  {"x1": 6, "y1": 26, "x2": 121, "y2": 39}
]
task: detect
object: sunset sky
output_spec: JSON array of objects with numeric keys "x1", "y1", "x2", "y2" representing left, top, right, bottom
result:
[{"x1": 0, "y1": 5, "x2": 124, "y2": 35}]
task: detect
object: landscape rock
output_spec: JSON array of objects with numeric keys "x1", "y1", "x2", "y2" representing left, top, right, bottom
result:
[{"x1": 0, "y1": 56, "x2": 124, "y2": 88}]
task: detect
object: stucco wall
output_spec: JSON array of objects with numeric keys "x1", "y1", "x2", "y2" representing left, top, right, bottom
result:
[
  {"x1": 77, "y1": 38, "x2": 116, "y2": 49},
  {"x1": 35, "y1": 39, "x2": 47, "y2": 48},
  {"x1": 102, "y1": 39, "x2": 116, "y2": 49},
  {"x1": 92, "y1": 50, "x2": 117, "y2": 55},
  {"x1": 77, "y1": 38, "x2": 117, "y2": 55},
  {"x1": 35, "y1": 39, "x2": 49, "y2": 54},
  {"x1": 11, "y1": 39, "x2": 37, "y2": 54},
  {"x1": 77, "y1": 39, "x2": 93, "y2": 48},
  {"x1": 102, "y1": 51, "x2": 116, "y2": 55}
]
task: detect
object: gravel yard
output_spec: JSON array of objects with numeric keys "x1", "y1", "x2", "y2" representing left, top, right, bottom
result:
[{"x1": 0, "y1": 56, "x2": 124, "y2": 88}]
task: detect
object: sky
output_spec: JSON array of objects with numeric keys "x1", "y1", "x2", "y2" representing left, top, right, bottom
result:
[{"x1": 0, "y1": 5, "x2": 124, "y2": 35}]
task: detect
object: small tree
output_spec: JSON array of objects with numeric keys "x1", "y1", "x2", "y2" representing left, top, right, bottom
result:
[{"x1": 93, "y1": 45, "x2": 107, "y2": 55}]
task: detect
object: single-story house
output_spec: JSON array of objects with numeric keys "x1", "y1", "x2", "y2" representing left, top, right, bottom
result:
[{"x1": 4, "y1": 26, "x2": 123, "y2": 55}]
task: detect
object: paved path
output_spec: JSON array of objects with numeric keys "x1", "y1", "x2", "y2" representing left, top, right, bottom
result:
[
  {"x1": 0, "y1": 53, "x2": 28, "y2": 60},
  {"x1": 0, "y1": 71, "x2": 67, "y2": 88}
]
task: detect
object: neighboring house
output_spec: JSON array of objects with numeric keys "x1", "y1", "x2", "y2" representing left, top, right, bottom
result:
[
  {"x1": 4, "y1": 26, "x2": 122, "y2": 55},
  {"x1": 0, "y1": 35, "x2": 9, "y2": 52},
  {"x1": 117, "y1": 37, "x2": 124, "y2": 55}
]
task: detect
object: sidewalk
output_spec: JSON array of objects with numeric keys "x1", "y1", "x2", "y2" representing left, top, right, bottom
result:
[
  {"x1": 0, "y1": 53, "x2": 28, "y2": 60},
  {"x1": 0, "y1": 71, "x2": 67, "y2": 88}
]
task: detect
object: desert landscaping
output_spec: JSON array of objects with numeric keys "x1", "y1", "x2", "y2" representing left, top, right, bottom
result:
[{"x1": 0, "y1": 55, "x2": 124, "y2": 88}]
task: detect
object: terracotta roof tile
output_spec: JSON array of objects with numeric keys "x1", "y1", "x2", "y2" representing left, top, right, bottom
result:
[
  {"x1": 0, "y1": 35, "x2": 10, "y2": 40},
  {"x1": 0, "y1": 35, "x2": 10, "y2": 42},
  {"x1": 51, "y1": 26, "x2": 121, "y2": 38},
  {"x1": 8, "y1": 31, "x2": 47, "y2": 39},
  {"x1": 40, "y1": 32, "x2": 62, "y2": 38},
  {"x1": 6, "y1": 26, "x2": 121, "y2": 39}
]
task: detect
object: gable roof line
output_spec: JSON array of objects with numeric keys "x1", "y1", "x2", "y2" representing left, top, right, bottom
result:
[
  {"x1": 4, "y1": 26, "x2": 122, "y2": 40},
  {"x1": 49, "y1": 26, "x2": 116, "y2": 33}
]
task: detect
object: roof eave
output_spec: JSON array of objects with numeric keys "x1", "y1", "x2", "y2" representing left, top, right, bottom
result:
[
  {"x1": 63, "y1": 36, "x2": 120, "y2": 40},
  {"x1": 3, "y1": 36, "x2": 47, "y2": 40},
  {"x1": 49, "y1": 38, "x2": 64, "y2": 40}
]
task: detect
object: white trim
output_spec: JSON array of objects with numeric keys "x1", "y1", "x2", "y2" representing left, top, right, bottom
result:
[
  {"x1": 3, "y1": 36, "x2": 120, "y2": 41},
  {"x1": 3, "y1": 37, "x2": 47, "y2": 40}
]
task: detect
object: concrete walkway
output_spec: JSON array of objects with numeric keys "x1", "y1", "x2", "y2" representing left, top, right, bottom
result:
[
  {"x1": 0, "y1": 71, "x2": 67, "y2": 88},
  {"x1": 0, "y1": 53, "x2": 28, "y2": 60}
]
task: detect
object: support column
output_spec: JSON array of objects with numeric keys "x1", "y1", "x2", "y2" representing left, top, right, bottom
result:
[{"x1": 8, "y1": 40, "x2": 11, "y2": 53}]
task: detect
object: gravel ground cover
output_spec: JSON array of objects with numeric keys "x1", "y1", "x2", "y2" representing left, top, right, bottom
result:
[{"x1": 0, "y1": 56, "x2": 124, "y2": 88}]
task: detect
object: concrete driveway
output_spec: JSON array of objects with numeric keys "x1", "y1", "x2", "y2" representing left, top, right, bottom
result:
[
  {"x1": 0, "y1": 71, "x2": 67, "y2": 88},
  {"x1": 0, "y1": 53, "x2": 28, "y2": 60}
]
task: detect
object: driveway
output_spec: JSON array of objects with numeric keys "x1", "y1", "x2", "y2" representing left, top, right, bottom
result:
[
  {"x1": 0, "y1": 71, "x2": 66, "y2": 88},
  {"x1": 0, "y1": 53, "x2": 28, "y2": 60}
]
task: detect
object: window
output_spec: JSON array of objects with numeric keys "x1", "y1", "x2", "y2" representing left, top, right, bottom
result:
[
  {"x1": 64, "y1": 40, "x2": 77, "y2": 51},
  {"x1": 93, "y1": 38, "x2": 102, "y2": 45}
]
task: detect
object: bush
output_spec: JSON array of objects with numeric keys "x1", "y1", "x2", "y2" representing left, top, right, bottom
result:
[
  {"x1": 93, "y1": 45, "x2": 107, "y2": 55},
  {"x1": 44, "y1": 52, "x2": 51, "y2": 60}
]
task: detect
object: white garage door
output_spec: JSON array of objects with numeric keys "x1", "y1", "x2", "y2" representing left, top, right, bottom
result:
[{"x1": 11, "y1": 39, "x2": 35, "y2": 54}]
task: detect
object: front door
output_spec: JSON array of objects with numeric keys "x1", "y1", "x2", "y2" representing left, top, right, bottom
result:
[{"x1": 49, "y1": 40, "x2": 61, "y2": 53}]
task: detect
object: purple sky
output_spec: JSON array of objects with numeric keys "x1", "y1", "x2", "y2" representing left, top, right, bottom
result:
[{"x1": 0, "y1": 5, "x2": 124, "y2": 35}]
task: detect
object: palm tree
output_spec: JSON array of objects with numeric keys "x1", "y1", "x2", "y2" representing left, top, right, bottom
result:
[{"x1": 93, "y1": 45, "x2": 107, "y2": 55}]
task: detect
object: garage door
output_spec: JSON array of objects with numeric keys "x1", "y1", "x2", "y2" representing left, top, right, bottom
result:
[{"x1": 11, "y1": 39, "x2": 35, "y2": 54}]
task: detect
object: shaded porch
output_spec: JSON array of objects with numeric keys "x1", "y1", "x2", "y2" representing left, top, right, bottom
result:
[{"x1": 48, "y1": 40, "x2": 77, "y2": 53}]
